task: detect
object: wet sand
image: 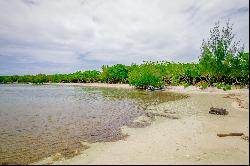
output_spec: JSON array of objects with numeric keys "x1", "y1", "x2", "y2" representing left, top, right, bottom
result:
[
  {"x1": 44, "y1": 83, "x2": 132, "y2": 89},
  {"x1": 35, "y1": 84, "x2": 249, "y2": 165}
]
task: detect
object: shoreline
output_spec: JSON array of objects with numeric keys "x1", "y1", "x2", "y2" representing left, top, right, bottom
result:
[
  {"x1": 2, "y1": 82, "x2": 249, "y2": 95},
  {"x1": 43, "y1": 83, "x2": 133, "y2": 89},
  {"x1": 34, "y1": 84, "x2": 249, "y2": 165},
  {"x1": 45, "y1": 83, "x2": 249, "y2": 95}
]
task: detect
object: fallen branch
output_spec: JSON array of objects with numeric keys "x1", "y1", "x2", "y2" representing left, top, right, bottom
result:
[{"x1": 217, "y1": 133, "x2": 244, "y2": 137}]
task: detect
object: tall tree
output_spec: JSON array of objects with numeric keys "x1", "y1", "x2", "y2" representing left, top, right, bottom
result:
[{"x1": 199, "y1": 20, "x2": 244, "y2": 84}]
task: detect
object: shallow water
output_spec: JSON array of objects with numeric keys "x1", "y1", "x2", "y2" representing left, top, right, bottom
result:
[{"x1": 0, "y1": 84, "x2": 186, "y2": 164}]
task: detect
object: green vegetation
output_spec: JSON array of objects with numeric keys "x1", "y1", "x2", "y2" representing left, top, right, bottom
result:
[
  {"x1": 128, "y1": 63, "x2": 164, "y2": 88},
  {"x1": 223, "y1": 84, "x2": 232, "y2": 91},
  {"x1": 0, "y1": 20, "x2": 249, "y2": 89},
  {"x1": 100, "y1": 64, "x2": 128, "y2": 83},
  {"x1": 199, "y1": 21, "x2": 248, "y2": 86}
]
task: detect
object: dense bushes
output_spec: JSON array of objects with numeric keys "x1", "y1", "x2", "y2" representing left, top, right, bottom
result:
[
  {"x1": 74, "y1": 70, "x2": 101, "y2": 83},
  {"x1": 0, "y1": 55, "x2": 248, "y2": 88},
  {"x1": 0, "y1": 71, "x2": 101, "y2": 84},
  {"x1": 0, "y1": 20, "x2": 248, "y2": 89},
  {"x1": 0, "y1": 53, "x2": 248, "y2": 89},
  {"x1": 100, "y1": 64, "x2": 128, "y2": 83},
  {"x1": 128, "y1": 63, "x2": 164, "y2": 88}
]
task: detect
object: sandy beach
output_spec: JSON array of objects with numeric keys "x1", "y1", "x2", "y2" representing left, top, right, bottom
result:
[
  {"x1": 35, "y1": 84, "x2": 249, "y2": 165},
  {"x1": 44, "y1": 83, "x2": 133, "y2": 89}
]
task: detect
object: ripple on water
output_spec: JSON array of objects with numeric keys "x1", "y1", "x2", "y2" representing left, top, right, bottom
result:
[{"x1": 0, "y1": 84, "x2": 186, "y2": 164}]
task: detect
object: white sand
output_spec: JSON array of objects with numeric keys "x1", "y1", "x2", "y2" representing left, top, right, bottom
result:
[{"x1": 35, "y1": 84, "x2": 249, "y2": 165}]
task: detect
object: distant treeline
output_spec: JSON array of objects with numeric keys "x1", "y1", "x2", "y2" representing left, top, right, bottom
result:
[
  {"x1": 0, "y1": 20, "x2": 249, "y2": 89},
  {"x1": 0, "y1": 53, "x2": 248, "y2": 89}
]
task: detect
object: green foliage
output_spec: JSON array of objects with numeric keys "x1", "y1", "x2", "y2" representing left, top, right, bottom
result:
[
  {"x1": 215, "y1": 83, "x2": 232, "y2": 91},
  {"x1": 128, "y1": 63, "x2": 164, "y2": 88},
  {"x1": 215, "y1": 82, "x2": 232, "y2": 91},
  {"x1": 101, "y1": 64, "x2": 128, "y2": 83},
  {"x1": 216, "y1": 83, "x2": 224, "y2": 89},
  {"x1": 32, "y1": 74, "x2": 47, "y2": 84},
  {"x1": 69, "y1": 70, "x2": 101, "y2": 83},
  {"x1": 199, "y1": 20, "x2": 247, "y2": 85},
  {"x1": 183, "y1": 82, "x2": 190, "y2": 88},
  {"x1": 196, "y1": 81, "x2": 209, "y2": 89},
  {"x1": 82, "y1": 70, "x2": 101, "y2": 83},
  {"x1": 201, "y1": 83, "x2": 209, "y2": 89},
  {"x1": 223, "y1": 84, "x2": 232, "y2": 91}
]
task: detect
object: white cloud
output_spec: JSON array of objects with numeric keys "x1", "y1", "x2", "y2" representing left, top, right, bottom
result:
[{"x1": 0, "y1": 0, "x2": 249, "y2": 75}]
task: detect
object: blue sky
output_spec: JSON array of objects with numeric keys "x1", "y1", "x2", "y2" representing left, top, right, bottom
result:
[{"x1": 0, "y1": 0, "x2": 249, "y2": 75}]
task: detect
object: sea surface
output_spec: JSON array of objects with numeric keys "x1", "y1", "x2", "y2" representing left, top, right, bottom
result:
[{"x1": 0, "y1": 84, "x2": 185, "y2": 164}]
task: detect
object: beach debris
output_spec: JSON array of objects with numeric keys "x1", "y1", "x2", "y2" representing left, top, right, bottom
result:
[
  {"x1": 146, "y1": 86, "x2": 164, "y2": 91},
  {"x1": 241, "y1": 135, "x2": 249, "y2": 142},
  {"x1": 217, "y1": 133, "x2": 244, "y2": 137},
  {"x1": 209, "y1": 107, "x2": 228, "y2": 115}
]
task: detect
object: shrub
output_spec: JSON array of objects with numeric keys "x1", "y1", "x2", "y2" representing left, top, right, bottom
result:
[
  {"x1": 128, "y1": 64, "x2": 164, "y2": 89},
  {"x1": 216, "y1": 82, "x2": 224, "y2": 89},
  {"x1": 223, "y1": 84, "x2": 232, "y2": 91},
  {"x1": 201, "y1": 82, "x2": 208, "y2": 89},
  {"x1": 81, "y1": 70, "x2": 101, "y2": 83},
  {"x1": 101, "y1": 64, "x2": 128, "y2": 83},
  {"x1": 196, "y1": 81, "x2": 209, "y2": 89},
  {"x1": 183, "y1": 82, "x2": 190, "y2": 88}
]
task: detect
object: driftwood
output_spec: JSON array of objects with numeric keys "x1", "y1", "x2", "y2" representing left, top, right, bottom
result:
[
  {"x1": 146, "y1": 86, "x2": 164, "y2": 91},
  {"x1": 217, "y1": 133, "x2": 244, "y2": 137},
  {"x1": 209, "y1": 107, "x2": 228, "y2": 115}
]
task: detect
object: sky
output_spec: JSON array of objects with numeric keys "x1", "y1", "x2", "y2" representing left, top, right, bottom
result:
[{"x1": 0, "y1": 0, "x2": 249, "y2": 75}]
